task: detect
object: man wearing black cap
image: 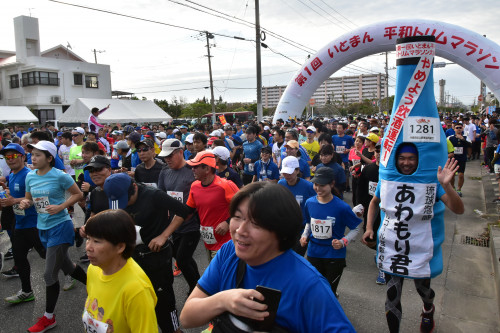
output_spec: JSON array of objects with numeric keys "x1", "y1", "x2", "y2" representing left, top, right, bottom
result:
[
  {"x1": 134, "y1": 139, "x2": 164, "y2": 187},
  {"x1": 103, "y1": 173, "x2": 190, "y2": 333},
  {"x1": 157, "y1": 139, "x2": 201, "y2": 293}
]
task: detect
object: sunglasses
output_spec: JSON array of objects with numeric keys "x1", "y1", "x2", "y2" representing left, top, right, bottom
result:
[
  {"x1": 89, "y1": 167, "x2": 105, "y2": 173},
  {"x1": 137, "y1": 147, "x2": 150, "y2": 152},
  {"x1": 5, "y1": 154, "x2": 22, "y2": 160},
  {"x1": 455, "y1": 127, "x2": 463, "y2": 129},
  {"x1": 72, "y1": 134, "x2": 81, "y2": 137}
]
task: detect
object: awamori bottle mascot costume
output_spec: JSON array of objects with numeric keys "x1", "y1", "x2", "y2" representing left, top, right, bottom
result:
[{"x1": 378, "y1": 35, "x2": 447, "y2": 279}]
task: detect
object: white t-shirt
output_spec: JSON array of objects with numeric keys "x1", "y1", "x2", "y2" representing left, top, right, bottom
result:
[
  {"x1": 58, "y1": 143, "x2": 76, "y2": 176},
  {"x1": 465, "y1": 123, "x2": 476, "y2": 143}
]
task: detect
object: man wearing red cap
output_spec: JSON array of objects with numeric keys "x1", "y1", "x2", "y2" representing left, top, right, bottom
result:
[{"x1": 172, "y1": 151, "x2": 239, "y2": 261}]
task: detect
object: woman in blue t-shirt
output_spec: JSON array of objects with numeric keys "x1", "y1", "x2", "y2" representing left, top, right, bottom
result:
[
  {"x1": 19, "y1": 140, "x2": 86, "y2": 333},
  {"x1": 300, "y1": 167, "x2": 362, "y2": 297},
  {"x1": 180, "y1": 182, "x2": 355, "y2": 332}
]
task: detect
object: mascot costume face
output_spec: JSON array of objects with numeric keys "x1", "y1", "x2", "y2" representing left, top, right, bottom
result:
[{"x1": 377, "y1": 35, "x2": 448, "y2": 279}]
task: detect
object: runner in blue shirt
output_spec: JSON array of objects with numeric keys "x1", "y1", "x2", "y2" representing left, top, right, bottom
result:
[
  {"x1": 241, "y1": 127, "x2": 263, "y2": 185},
  {"x1": 1, "y1": 144, "x2": 46, "y2": 304},
  {"x1": 301, "y1": 167, "x2": 362, "y2": 297},
  {"x1": 278, "y1": 156, "x2": 316, "y2": 256},
  {"x1": 19, "y1": 141, "x2": 87, "y2": 333},
  {"x1": 252, "y1": 146, "x2": 280, "y2": 183}
]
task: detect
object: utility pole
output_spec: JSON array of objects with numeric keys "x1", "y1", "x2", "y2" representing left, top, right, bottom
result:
[
  {"x1": 255, "y1": 0, "x2": 263, "y2": 122},
  {"x1": 385, "y1": 52, "x2": 389, "y2": 113},
  {"x1": 205, "y1": 31, "x2": 216, "y2": 124},
  {"x1": 92, "y1": 49, "x2": 105, "y2": 64}
]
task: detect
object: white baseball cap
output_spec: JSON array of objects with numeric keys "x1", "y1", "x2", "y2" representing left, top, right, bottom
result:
[
  {"x1": 306, "y1": 126, "x2": 316, "y2": 133},
  {"x1": 27, "y1": 140, "x2": 57, "y2": 158},
  {"x1": 156, "y1": 132, "x2": 167, "y2": 139},
  {"x1": 212, "y1": 146, "x2": 230, "y2": 161},
  {"x1": 209, "y1": 130, "x2": 221, "y2": 137},
  {"x1": 281, "y1": 156, "x2": 299, "y2": 174},
  {"x1": 185, "y1": 134, "x2": 194, "y2": 144}
]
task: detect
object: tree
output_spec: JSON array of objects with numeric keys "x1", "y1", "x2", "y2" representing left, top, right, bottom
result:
[{"x1": 181, "y1": 101, "x2": 211, "y2": 120}]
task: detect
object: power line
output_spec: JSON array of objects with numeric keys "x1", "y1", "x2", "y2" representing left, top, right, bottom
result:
[
  {"x1": 124, "y1": 70, "x2": 298, "y2": 91},
  {"x1": 306, "y1": 0, "x2": 352, "y2": 31},
  {"x1": 295, "y1": 0, "x2": 348, "y2": 31},
  {"x1": 178, "y1": 0, "x2": 317, "y2": 53},
  {"x1": 318, "y1": 0, "x2": 358, "y2": 28},
  {"x1": 48, "y1": 0, "x2": 252, "y2": 41}
]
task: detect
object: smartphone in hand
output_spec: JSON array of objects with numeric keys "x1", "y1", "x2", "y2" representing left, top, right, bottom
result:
[{"x1": 253, "y1": 285, "x2": 282, "y2": 331}]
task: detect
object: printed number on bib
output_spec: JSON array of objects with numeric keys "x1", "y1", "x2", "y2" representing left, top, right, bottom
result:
[
  {"x1": 200, "y1": 226, "x2": 217, "y2": 244},
  {"x1": 368, "y1": 181, "x2": 378, "y2": 196},
  {"x1": 336, "y1": 146, "x2": 345, "y2": 154},
  {"x1": 167, "y1": 191, "x2": 183, "y2": 203},
  {"x1": 82, "y1": 310, "x2": 108, "y2": 333},
  {"x1": 352, "y1": 159, "x2": 361, "y2": 165},
  {"x1": 13, "y1": 204, "x2": 25, "y2": 216},
  {"x1": 454, "y1": 147, "x2": 463, "y2": 155},
  {"x1": 310, "y1": 218, "x2": 333, "y2": 239},
  {"x1": 34, "y1": 196, "x2": 50, "y2": 214}
]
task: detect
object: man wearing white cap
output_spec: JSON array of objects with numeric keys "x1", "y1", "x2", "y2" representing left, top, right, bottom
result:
[
  {"x1": 213, "y1": 146, "x2": 243, "y2": 188},
  {"x1": 278, "y1": 156, "x2": 318, "y2": 256},
  {"x1": 158, "y1": 139, "x2": 201, "y2": 294}
]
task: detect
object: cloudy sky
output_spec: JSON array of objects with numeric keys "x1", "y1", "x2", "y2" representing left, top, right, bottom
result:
[{"x1": 3, "y1": 0, "x2": 499, "y2": 106}]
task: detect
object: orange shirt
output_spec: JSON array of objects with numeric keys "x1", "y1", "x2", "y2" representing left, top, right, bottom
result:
[{"x1": 186, "y1": 175, "x2": 239, "y2": 250}]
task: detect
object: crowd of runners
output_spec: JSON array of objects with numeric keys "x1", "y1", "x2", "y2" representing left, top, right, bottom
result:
[{"x1": 1, "y1": 106, "x2": 497, "y2": 332}]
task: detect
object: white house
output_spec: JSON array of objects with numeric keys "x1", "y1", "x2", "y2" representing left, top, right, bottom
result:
[{"x1": 0, "y1": 15, "x2": 111, "y2": 124}]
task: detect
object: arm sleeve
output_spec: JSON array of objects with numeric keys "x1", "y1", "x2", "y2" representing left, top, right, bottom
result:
[
  {"x1": 98, "y1": 106, "x2": 109, "y2": 115},
  {"x1": 89, "y1": 115, "x2": 104, "y2": 128}
]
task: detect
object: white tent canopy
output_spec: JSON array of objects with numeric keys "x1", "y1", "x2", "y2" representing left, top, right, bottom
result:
[
  {"x1": 59, "y1": 98, "x2": 172, "y2": 124},
  {"x1": 0, "y1": 106, "x2": 38, "y2": 123}
]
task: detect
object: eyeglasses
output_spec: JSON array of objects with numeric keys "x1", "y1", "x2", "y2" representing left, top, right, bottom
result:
[
  {"x1": 4, "y1": 154, "x2": 22, "y2": 160},
  {"x1": 137, "y1": 147, "x2": 150, "y2": 152},
  {"x1": 89, "y1": 167, "x2": 104, "y2": 173}
]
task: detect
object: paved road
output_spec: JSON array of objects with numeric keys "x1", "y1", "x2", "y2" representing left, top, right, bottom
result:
[{"x1": 0, "y1": 159, "x2": 498, "y2": 332}]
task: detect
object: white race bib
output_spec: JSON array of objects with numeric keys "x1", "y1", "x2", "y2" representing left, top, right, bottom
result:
[
  {"x1": 368, "y1": 181, "x2": 378, "y2": 196},
  {"x1": 352, "y1": 159, "x2": 361, "y2": 165},
  {"x1": 82, "y1": 309, "x2": 108, "y2": 333},
  {"x1": 144, "y1": 183, "x2": 157, "y2": 188},
  {"x1": 200, "y1": 226, "x2": 217, "y2": 245},
  {"x1": 336, "y1": 146, "x2": 345, "y2": 154},
  {"x1": 454, "y1": 147, "x2": 463, "y2": 155},
  {"x1": 167, "y1": 191, "x2": 183, "y2": 203},
  {"x1": 403, "y1": 117, "x2": 440, "y2": 143},
  {"x1": 248, "y1": 163, "x2": 255, "y2": 172},
  {"x1": 13, "y1": 203, "x2": 25, "y2": 216},
  {"x1": 310, "y1": 217, "x2": 334, "y2": 239},
  {"x1": 33, "y1": 196, "x2": 50, "y2": 214}
]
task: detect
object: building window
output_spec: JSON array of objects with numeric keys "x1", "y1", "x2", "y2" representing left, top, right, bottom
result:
[
  {"x1": 9, "y1": 75, "x2": 19, "y2": 88},
  {"x1": 21, "y1": 71, "x2": 59, "y2": 86},
  {"x1": 74, "y1": 73, "x2": 83, "y2": 85},
  {"x1": 85, "y1": 75, "x2": 99, "y2": 88}
]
